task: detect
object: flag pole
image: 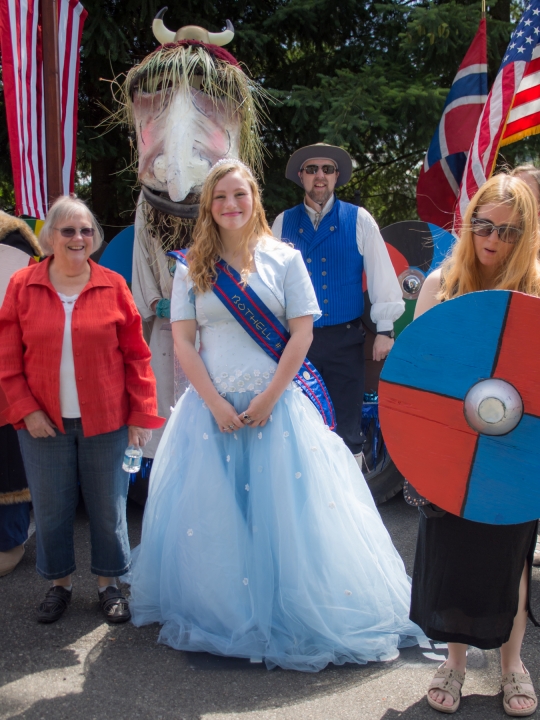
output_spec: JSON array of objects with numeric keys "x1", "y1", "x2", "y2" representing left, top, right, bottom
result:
[
  {"x1": 41, "y1": 0, "x2": 63, "y2": 209},
  {"x1": 482, "y1": 0, "x2": 486, "y2": 18}
]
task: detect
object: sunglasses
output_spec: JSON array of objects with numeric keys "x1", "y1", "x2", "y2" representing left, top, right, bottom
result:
[
  {"x1": 301, "y1": 164, "x2": 337, "y2": 175},
  {"x1": 471, "y1": 217, "x2": 522, "y2": 244},
  {"x1": 54, "y1": 226, "x2": 95, "y2": 238}
]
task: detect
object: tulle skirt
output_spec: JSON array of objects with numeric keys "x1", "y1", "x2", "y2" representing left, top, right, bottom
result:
[{"x1": 129, "y1": 385, "x2": 424, "y2": 671}]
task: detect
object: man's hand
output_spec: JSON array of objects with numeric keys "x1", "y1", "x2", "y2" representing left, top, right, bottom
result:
[
  {"x1": 24, "y1": 410, "x2": 57, "y2": 438},
  {"x1": 373, "y1": 334, "x2": 394, "y2": 362}
]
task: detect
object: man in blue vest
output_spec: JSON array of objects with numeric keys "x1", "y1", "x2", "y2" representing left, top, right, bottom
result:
[{"x1": 272, "y1": 143, "x2": 404, "y2": 466}]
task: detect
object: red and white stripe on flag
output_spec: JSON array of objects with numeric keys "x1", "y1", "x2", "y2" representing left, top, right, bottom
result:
[
  {"x1": 457, "y1": 0, "x2": 540, "y2": 225},
  {"x1": 0, "y1": 0, "x2": 87, "y2": 219},
  {"x1": 501, "y1": 46, "x2": 540, "y2": 146}
]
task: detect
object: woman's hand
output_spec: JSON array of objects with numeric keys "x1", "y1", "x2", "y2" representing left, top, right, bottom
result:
[
  {"x1": 128, "y1": 426, "x2": 152, "y2": 447},
  {"x1": 24, "y1": 410, "x2": 57, "y2": 438},
  {"x1": 241, "y1": 390, "x2": 277, "y2": 428},
  {"x1": 208, "y1": 396, "x2": 245, "y2": 433}
]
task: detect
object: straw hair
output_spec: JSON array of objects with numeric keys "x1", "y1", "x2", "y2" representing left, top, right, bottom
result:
[
  {"x1": 39, "y1": 195, "x2": 104, "y2": 256},
  {"x1": 114, "y1": 43, "x2": 267, "y2": 181},
  {"x1": 439, "y1": 174, "x2": 540, "y2": 300},
  {"x1": 188, "y1": 162, "x2": 274, "y2": 293}
]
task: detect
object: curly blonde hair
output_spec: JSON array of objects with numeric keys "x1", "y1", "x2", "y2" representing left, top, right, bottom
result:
[
  {"x1": 188, "y1": 162, "x2": 273, "y2": 293},
  {"x1": 439, "y1": 174, "x2": 540, "y2": 300}
]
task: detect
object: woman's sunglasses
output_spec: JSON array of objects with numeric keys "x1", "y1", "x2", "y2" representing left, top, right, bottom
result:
[
  {"x1": 54, "y1": 226, "x2": 95, "y2": 238},
  {"x1": 471, "y1": 217, "x2": 522, "y2": 245},
  {"x1": 301, "y1": 164, "x2": 337, "y2": 175}
]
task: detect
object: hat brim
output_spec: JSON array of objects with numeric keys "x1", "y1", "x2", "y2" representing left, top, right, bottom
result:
[{"x1": 285, "y1": 144, "x2": 353, "y2": 187}]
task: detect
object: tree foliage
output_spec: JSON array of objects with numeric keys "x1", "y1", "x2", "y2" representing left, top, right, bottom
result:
[{"x1": 0, "y1": 0, "x2": 531, "y2": 233}]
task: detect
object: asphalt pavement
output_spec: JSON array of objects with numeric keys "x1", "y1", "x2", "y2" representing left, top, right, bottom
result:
[{"x1": 1, "y1": 492, "x2": 539, "y2": 720}]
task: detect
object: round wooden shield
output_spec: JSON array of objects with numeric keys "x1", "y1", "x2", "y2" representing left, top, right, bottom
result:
[
  {"x1": 379, "y1": 290, "x2": 540, "y2": 525},
  {"x1": 362, "y1": 221, "x2": 454, "y2": 336}
]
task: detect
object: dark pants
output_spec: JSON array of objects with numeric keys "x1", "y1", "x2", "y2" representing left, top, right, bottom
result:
[
  {"x1": 307, "y1": 319, "x2": 365, "y2": 454},
  {"x1": 0, "y1": 502, "x2": 30, "y2": 551}
]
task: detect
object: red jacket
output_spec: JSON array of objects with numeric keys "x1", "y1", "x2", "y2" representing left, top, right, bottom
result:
[{"x1": 0, "y1": 257, "x2": 165, "y2": 437}]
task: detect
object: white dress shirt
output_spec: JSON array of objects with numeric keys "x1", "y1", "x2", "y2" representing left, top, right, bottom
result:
[{"x1": 272, "y1": 196, "x2": 404, "y2": 332}]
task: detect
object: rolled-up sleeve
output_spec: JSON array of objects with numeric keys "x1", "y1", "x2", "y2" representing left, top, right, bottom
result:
[
  {"x1": 284, "y1": 251, "x2": 321, "y2": 321},
  {"x1": 116, "y1": 283, "x2": 165, "y2": 429},
  {"x1": 170, "y1": 262, "x2": 196, "y2": 322},
  {"x1": 357, "y1": 209, "x2": 405, "y2": 332},
  {"x1": 0, "y1": 276, "x2": 41, "y2": 424}
]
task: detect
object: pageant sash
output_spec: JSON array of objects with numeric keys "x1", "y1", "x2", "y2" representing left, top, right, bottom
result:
[{"x1": 168, "y1": 250, "x2": 336, "y2": 429}]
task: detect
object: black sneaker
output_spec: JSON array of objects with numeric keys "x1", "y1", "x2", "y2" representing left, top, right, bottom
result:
[
  {"x1": 98, "y1": 586, "x2": 131, "y2": 624},
  {"x1": 37, "y1": 586, "x2": 72, "y2": 623}
]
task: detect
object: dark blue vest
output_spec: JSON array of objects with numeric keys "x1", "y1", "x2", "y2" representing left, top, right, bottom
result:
[{"x1": 282, "y1": 199, "x2": 363, "y2": 327}]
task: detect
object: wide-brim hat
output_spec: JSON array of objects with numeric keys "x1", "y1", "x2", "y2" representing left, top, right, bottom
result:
[{"x1": 285, "y1": 143, "x2": 353, "y2": 188}]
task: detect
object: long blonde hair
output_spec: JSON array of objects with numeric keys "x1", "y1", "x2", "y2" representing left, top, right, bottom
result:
[
  {"x1": 188, "y1": 162, "x2": 273, "y2": 293},
  {"x1": 439, "y1": 174, "x2": 540, "y2": 300}
]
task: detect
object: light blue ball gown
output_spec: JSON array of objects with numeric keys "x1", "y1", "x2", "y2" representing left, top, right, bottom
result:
[{"x1": 129, "y1": 240, "x2": 424, "y2": 672}]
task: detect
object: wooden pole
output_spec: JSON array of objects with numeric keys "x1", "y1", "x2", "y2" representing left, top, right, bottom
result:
[{"x1": 41, "y1": 0, "x2": 63, "y2": 208}]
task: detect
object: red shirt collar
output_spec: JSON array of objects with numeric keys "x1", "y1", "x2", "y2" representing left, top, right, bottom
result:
[{"x1": 26, "y1": 257, "x2": 115, "y2": 293}]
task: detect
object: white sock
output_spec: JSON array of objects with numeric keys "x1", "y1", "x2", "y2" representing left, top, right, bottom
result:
[
  {"x1": 54, "y1": 584, "x2": 72, "y2": 592},
  {"x1": 98, "y1": 583, "x2": 117, "y2": 593}
]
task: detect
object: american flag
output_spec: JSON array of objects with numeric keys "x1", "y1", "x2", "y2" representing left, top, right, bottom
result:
[
  {"x1": 417, "y1": 19, "x2": 487, "y2": 229},
  {"x1": 0, "y1": 0, "x2": 87, "y2": 219},
  {"x1": 458, "y1": 0, "x2": 540, "y2": 221}
]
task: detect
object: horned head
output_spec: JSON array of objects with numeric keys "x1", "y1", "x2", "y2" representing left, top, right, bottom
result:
[{"x1": 152, "y1": 8, "x2": 234, "y2": 47}]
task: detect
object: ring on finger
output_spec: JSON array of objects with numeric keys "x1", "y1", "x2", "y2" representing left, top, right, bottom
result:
[
  {"x1": 228, "y1": 424, "x2": 235, "y2": 431},
  {"x1": 242, "y1": 413, "x2": 253, "y2": 425}
]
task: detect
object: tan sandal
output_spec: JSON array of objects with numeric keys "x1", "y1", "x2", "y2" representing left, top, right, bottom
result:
[
  {"x1": 501, "y1": 666, "x2": 538, "y2": 717},
  {"x1": 427, "y1": 662, "x2": 465, "y2": 714}
]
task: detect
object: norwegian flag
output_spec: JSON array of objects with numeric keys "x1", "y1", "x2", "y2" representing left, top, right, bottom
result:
[
  {"x1": 417, "y1": 19, "x2": 488, "y2": 229},
  {"x1": 458, "y1": 0, "x2": 540, "y2": 222},
  {"x1": 0, "y1": 0, "x2": 87, "y2": 219}
]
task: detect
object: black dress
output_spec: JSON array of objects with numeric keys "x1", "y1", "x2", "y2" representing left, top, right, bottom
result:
[{"x1": 410, "y1": 508, "x2": 538, "y2": 649}]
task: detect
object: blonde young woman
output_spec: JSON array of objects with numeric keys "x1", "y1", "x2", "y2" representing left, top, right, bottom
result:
[
  {"x1": 412, "y1": 174, "x2": 540, "y2": 716},
  {"x1": 129, "y1": 159, "x2": 424, "y2": 671}
]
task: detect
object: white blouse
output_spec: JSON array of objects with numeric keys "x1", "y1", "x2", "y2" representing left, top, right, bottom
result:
[{"x1": 58, "y1": 292, "x2": 81, "y2": 418}]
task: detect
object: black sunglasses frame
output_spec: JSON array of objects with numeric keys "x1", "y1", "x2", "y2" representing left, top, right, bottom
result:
[{"x1": 300, "y1": 164, "x2": 337, "y2": 175}]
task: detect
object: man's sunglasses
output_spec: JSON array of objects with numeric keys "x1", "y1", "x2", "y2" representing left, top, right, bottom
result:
[
  {"x1": 301, "y1": 164, "x2": 337, "y2": 175},
  {"x1": 54, "y1": 227, "x2": 95, "y2": 238},
  {"x1": 471, "y1": 217, "x2": 522, "y2": 245}
]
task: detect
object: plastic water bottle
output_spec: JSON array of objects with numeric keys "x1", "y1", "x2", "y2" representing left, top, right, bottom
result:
[{"x1": 122, "y1": 445, "x2": 143, "y2": 473}]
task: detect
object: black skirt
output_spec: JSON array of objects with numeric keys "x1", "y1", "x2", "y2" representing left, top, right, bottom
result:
[
  {"x1": 0, "y1": 424, "x2": 30, "y2": 504},
  {"x1": 410, "y1": 509, "x2": 538, "y2": 649}
]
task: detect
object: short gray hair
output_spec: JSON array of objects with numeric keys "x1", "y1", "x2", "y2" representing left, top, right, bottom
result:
[{"x1": 39, "y1": 195, "x2": 104, "y2": 256}]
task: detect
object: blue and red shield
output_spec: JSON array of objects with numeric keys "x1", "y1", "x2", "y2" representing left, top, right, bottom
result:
[{"x1": 379, "y1": 290, "x2": 540, "y2": 524}]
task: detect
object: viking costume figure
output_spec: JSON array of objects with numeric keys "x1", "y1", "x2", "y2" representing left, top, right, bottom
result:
[
  {"x1": 0, "y1": 214, "x2": 42, "y2": 576},
  {"x1": 116, "y1": 10, "x2": 265, "y2": 458}
]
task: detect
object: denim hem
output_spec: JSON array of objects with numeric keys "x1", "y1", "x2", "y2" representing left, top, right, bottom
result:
[
  {"x1": 36, "y1": 563, "x2": 77, "y2": 581},
  {"x1": 91, "y1": 560, "x2": 131, "y2": 578}
]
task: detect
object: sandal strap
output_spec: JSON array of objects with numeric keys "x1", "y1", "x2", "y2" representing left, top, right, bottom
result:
[
  {"x1": 501, "y1": 672, "x2": 537, "y2": 704},
  {"x1": 99, "y1": 587, "x2": 130, "y2": 617},
  {"x1": 40, "y1": 586, "x2": 71, "y2": 613},
  {"x1": 429, "y1": 665, "x2": 465, "y2": 703}
]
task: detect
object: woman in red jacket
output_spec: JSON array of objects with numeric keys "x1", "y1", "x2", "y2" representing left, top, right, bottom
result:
[{"x1": 0, "y1": 196, "x2": 164, "y2": 624}]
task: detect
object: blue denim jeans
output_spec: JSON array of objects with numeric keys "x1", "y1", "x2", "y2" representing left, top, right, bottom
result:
[{"x1": 18, "y1": 419, "x2": 130, "y2": 580}]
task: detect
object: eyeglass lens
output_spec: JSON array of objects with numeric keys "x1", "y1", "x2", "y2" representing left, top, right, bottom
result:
[
  {"x1": 58, "y1": 227, "x2": 95, "y2": 238},
  {"x1": 471, "y1": 219, "x2": 521, "y2": 244},
  {"x1": 302, "y1": 164, "x2": 336, "y2": 175}
]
